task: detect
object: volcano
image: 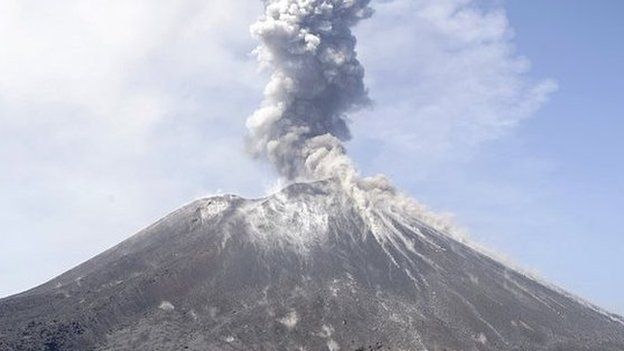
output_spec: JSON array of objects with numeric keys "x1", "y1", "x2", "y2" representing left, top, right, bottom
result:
[{"x1": 1, "y1": 180, "x2": 623, "y2": 351}]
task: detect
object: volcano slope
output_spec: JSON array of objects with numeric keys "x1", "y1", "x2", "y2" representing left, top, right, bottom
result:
[{"x1": 1, "y1": 180, "x2": 623, "y2": 351}]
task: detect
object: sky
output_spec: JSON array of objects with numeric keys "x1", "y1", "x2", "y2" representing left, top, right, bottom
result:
[{"x1": 0, "y1": 0, "x2": 622, "y2": 314}]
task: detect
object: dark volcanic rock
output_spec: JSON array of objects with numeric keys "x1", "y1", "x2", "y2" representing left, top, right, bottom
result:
[{"x1": 1, "y1": 180, "x2": 623, "y2": 350}]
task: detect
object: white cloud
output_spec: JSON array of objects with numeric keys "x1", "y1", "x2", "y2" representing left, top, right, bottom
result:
[
  {"x1": 0, "y1": 0, "x2": 270, "y2": 297},
  {"x1": 351, "y1": 0, "x2": 557, "y2": 177}
]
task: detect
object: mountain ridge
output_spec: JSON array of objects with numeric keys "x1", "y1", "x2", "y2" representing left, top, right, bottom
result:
[{"x1": 1, "y1": 179, "x2": 623, "y2": 350}]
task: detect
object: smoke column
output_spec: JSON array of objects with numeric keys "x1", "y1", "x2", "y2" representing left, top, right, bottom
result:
[
  {"x1": 247, "y1": 0, "x2": 373, "y2": 182},
  {"x1": 243, "y1": 0, "x2": 554, "y2": 276},
  {"x1": 247, "y1": 0, "x2": 463, "y2": 239}
]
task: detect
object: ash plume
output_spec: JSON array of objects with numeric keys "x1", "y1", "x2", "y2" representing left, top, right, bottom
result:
[
  {"x1": 246, "y1": 0, "x2": 462, "y2": 239},
  {"x1": 247, "y1": 0, "x2": 373, "y2": 181}
]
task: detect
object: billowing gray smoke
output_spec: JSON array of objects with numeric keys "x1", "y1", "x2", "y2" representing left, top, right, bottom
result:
[
  {"x1": 247, "y1": 0, "x2": 373, "y2": 181},
  {"x1": 247, "y1": 0, "x2": 463, "y2": 240}
]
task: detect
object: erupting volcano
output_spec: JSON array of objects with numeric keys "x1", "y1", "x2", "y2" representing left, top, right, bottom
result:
[{"x1": 1, "y1": 1, "x2": 623, "y2": 350}]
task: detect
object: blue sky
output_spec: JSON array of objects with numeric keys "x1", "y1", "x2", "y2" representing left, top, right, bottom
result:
[
  {"x1": 373, "y1": 0, "x2": 624, "y2": 314},
  {"x1": 520, "y1": 0, "x2": 623, "y2": 313},
  {"x1": 495, "y1": 0, "x2": 624, "y2": 314},
  {"x1": 1, "y1": 0, "x2": 622, "y2": 315},
  {"x1": 451, "y1": 0, "x2": 624, "y2": 314}
]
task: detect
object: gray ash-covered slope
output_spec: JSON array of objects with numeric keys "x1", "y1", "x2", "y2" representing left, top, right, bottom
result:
[{"x1": 1, "y1": 180, "x2": 624, "y2": 351}]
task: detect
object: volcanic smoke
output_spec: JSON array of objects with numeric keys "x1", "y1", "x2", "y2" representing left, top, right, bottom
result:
[
  {"x1": 245, "y1": 0, "x2": 462, "y2": 237},
  {"x1": 246, "y1": 0, "x2": 373, "y2": 182}
]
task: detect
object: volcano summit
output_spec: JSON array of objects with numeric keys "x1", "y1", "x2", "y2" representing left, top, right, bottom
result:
[{"x1": 1, "y1": 179, "x2": 623, "y2": 350}]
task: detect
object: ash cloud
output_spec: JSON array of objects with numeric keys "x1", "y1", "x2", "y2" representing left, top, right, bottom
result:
[
  {"x1": 245, "y1": 0, "x2": 463, "y2": 238},
  {"x1": 246, "y1": 0, "x2": 373, "y2": 181}
]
